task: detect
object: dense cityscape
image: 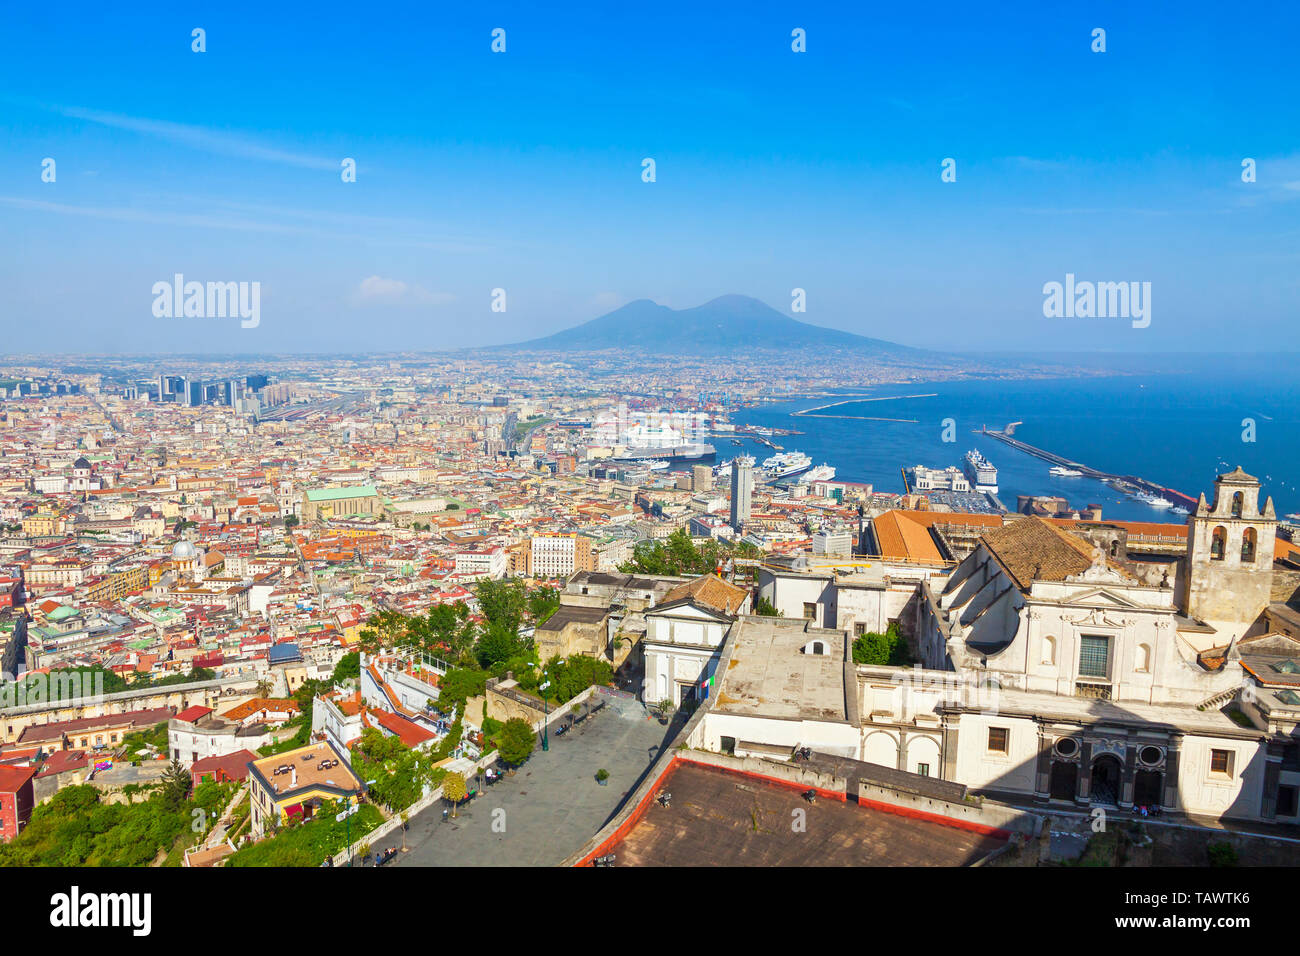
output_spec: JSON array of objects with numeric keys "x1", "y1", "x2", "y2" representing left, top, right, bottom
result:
[
  {"x1": 2, "y1": 1, "x2": 1294, "y2": 938},
  {"x1": 0, "y1": 349, "x2": 1295, "y2": 881}
]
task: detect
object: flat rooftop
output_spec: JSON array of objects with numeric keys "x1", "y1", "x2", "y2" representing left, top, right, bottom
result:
[
  {"x1": 608, "y1": 762, "x2": 1004, "y2": 866},
  {"x1": 712, "y1": 616, "x2": 851, "y2": 723},
  {"x1": 538, "y1": 603, "x2": 608, "y2": 631},
  {"x1": 249, "y1": 741, "x2": 361, "y2": 798}
]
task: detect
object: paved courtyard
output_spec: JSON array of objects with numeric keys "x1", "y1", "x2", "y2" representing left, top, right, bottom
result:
[{"x1": 372, "y1": 696, "x2": 676, "y2": 866}]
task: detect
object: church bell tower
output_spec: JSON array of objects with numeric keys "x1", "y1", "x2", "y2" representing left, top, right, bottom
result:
[{"x1": 1184, "y1": 467, "x2": 1276, "y2": 641}]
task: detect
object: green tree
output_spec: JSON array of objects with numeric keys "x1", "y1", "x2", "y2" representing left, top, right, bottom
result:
[
  {"x1": 619, "y1": 528, "x2": 732, "y2": 576},
  {"x1": 358, "y1": 610, "x2": 408, "y2": 653},
  {"x1": 442, "y1": 772, "x2": 467, "y2": 816},
  {"x1": 528, "y1": 586, "x2": 561, "y2": 626},
  {"x1": 160, "y1": 759, "x2": 192, "y2": 808},
  {"x1": 475, "y1": 622, "x2": 530, "y2": 669},
  {"x1": 539, "y1": 655, "x2": 613, "y2": 704},
  {"x1": 439, "y1": 667, "x2": 487, "y2": 706},
  {"x1": 332, "y1": 651, "x2": 360, "y2": 683},
  {"x1": 754, "y1": 596, "x2": 781, "y2": 617},
  {"x1": 498, "y1": 718, "x2": 536, "y2": 767},
  {"x1": 851, "y1": 622, "x2": 911, "y2": 666},
  {"x1": 350, "y1": 729, "x2": 431, "y2": 811},
  {"x1": 475, "y1": 578, "x2": 528, "y2": 634}
]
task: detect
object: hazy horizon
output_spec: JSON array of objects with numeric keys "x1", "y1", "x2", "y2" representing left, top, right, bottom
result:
[{"x1": 2, "y1": 2, "x2": 1298, "y2": 354}]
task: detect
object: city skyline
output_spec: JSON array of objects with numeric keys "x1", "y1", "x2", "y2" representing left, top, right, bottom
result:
[{"x1": 2, "y1": 1, "x2": 1297, "y2": 354}]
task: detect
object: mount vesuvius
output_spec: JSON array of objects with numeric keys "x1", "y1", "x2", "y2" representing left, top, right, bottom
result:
[{"x1": 499, "y1": 295, "x2": 928, "y2": 358}]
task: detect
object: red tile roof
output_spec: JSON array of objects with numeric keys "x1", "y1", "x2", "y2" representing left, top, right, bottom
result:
[
  {"x1": 35, "y1": 750, "x2": 88, "y2": 777},
  {"x1": 0, "y1": 764, "x2": 37, "y2": 792},
  {"x1": 190, "y1": 749, "x2": 257, "y2": 782},
  {"x1": 365, "y1": 708, "x2": 436, "y2": 748}
]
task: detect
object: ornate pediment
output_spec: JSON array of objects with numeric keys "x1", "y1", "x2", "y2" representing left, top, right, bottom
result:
[
  {"x1": 1064, "y1": 587, "x2": 1142, "y2": 610},
  {"x1": 1062, "y1": 606, "x2": 1131, "y2": 629},
  {"x1": 1063, "y1": 545, "x2": 1130, "y2": 585}
]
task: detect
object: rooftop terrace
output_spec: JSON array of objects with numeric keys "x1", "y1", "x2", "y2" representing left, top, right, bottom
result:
[{"x1": 606, "y1": 761, "x2": 1004, "y2": 866}]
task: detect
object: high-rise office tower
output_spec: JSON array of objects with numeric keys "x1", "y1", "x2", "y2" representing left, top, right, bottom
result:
[{"x1": 729, "y1": 455, "x2": 754, "y2": 531}]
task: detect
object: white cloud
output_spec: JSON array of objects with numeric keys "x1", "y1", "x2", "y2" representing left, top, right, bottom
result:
[
  {"x1": 54, "y1": 104, "x2": 337, "y2": 170},
  {"x1": 353, "y1": 276, "x2": 453, "y2": 307}
]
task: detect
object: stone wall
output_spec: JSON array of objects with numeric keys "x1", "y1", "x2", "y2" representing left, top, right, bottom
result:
[{"x1": 1271, "y1": 568, "x2": 1300, "y2": 607}]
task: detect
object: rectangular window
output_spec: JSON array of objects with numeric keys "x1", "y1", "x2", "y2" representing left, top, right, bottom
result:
[
  {"x1": 803, "y1": 602, "x2": 817, "y2": 620},
  {"x1": 917, "y1": 763, "x2": 930, "y2": 777},
  {"x1": 854, "y1": 622, "x2": 867, "y2": 637},
  {"x1": 1078, "y1": 635, "x2": 1110, "y2": 679},
  {"x1": 987, "y1": 727, "x2": 1009, "y2": 754},
  {"x1": 1277, "y1": 785, "x2": 1299, "y2": 817},
  {"x1": 1210, "y1": 749, "x2": 1233, "y2": 776}
]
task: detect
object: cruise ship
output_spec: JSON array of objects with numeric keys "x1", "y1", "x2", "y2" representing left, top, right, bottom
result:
[
  {"x1": 612, "y1": 442, "x2": 716, "y2": 462},
  {"x1": 761, "y1": 451, "x2": 813, "y2": 480},
  {"x1": 962, "y1": 450, "x2": 999, "y2": 493},
  {"x1": 804, "y1": 463, "x2": 836, "y2": 483}
]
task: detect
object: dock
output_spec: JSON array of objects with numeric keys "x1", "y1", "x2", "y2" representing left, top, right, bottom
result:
[{"x1": 980, "y1": 425, "x2": 1197, "y2": 511}]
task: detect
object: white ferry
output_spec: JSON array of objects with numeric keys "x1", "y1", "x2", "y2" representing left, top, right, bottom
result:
[
  {"x1": 761, "y1": 451, "x2": 813, "y2": 480},
  {"x1": 1135, "y1": 492, "x2": 1174, "y2": 510},
  {"x1": 1049, "y1": 465, "x2": 1084, "y2": 478}
]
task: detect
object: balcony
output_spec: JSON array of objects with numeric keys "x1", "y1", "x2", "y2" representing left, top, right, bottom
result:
[{"x1": 1074, "y1": 681, "x2": 1112, "y2": 700}]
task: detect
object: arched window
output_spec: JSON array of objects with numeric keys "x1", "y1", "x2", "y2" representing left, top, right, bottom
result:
[
  {"x1": 1041, "y1": 635, "x2": 1057, "y2": 666},
  {"x1": 1136, "y1": 644, "x2": 1152, "y2": 673},
  {"x1": 1211, "y1": 526, "x2": 1227, "y2": 561},
  {"x1": 1231, "y1": 492, "x2": 1244, "y2": 518},
  {"x1": 1242, "y1": 527, "x2": 1257, "y2": 563}
]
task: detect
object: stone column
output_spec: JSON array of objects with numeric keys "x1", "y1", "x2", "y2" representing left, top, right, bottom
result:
[
  {"x1": 1161, "y1": 734, "x2": 1182, "y2": 810},
  {"x1": 1260, "y1": 741, "x2": 1284, "y2": 819},
  {"x1": 941, "y1": 715, "x2": 959, "y2": 782},
  {"x1": 1120, "y1": 736, "x2": 1137, "y2": 808},
  {"x1": 897, "y1": 730, "x2": 910, "y2": 773},
  {"x1": 1077, "y1": 739, "x2": 1093, "y2": 803},
  {"x1": 1034, "y1": 724, "x2": 1053, "y2": 800}
]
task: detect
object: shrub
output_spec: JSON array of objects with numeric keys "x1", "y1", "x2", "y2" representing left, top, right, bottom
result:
[
  {"x1": 1207, "y1": 841, "x2": 1238, "y2": 867},
  {"x1": 498, "y1": 718, "x2": 536, "y2": 766}
]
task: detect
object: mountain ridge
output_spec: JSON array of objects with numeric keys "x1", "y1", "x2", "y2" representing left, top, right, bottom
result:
[{"x1": 496, "y1": 294, "x2": 926, "y2": 357}]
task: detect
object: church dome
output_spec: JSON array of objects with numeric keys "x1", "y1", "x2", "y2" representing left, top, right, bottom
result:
[
  {"x1": 172, "y1": 539, "x2": 199, "y2": 560},
  {"x1": 73, "y1": 456, "x2": 92, "y2": 470}
]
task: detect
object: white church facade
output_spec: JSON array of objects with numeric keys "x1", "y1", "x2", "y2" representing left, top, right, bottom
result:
[{"x1": 693, "y1": 467, "x2": 1300, "y2": 826}]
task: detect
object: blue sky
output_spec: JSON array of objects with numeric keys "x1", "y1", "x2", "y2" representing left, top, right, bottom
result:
[{"x1": 1, "y1": 1, "x2": 1297, "y2": 353}]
